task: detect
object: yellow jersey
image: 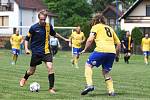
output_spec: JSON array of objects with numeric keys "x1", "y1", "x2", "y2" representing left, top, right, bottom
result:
[
  {"x1": 10, "y1": 34, "x2": 23, "y2": 49},
  {"x1": 70, "y1": 31, "x2": 85, "y2": 48},
  {"x1": 141, "y1": 38, "x2": 150, "y2": 51},
  {"x1": 91, "y1": 23, "x2": 120, "y2": 53}
]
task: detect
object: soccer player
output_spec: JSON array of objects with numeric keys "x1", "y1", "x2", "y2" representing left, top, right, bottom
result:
[
  {"x1": 141, "y1": 33, "x2": 150, "y2": 65},
  {"x1": 122, "y1": 31, "x2": 133, "y2": 64},
  {"x1": 80, "y1": 13, "x2": 120, "y2": 96},
  {"x1": 69, "y1": 26, "x2": 85, "y2": 68},
  {"x1": 19, "y1": 9, "x2": 69, "y2": 94},
  {"x1": 10, "y1": 29, "x2": 24, "y2": 65},
  {"x1": 50, "y1": 36, "x2": 61, "y2": 57}
]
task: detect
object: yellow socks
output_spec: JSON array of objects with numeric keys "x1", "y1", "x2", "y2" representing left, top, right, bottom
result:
[
  {"x1": 85, "y1": 66, "x2": 93, "y2": 86},
  {"x1": 105, "y1": 77, "x2": 114, "y2": 93},
  {"x1": 144, "y1": 56, "x2": 148, "y2": 64},
  {"x1": 12, "y1": 55, "x2": 17, "y2": 63},
  {"x1": 74, "y1": 57, "x2": 78, "y2": 65}
]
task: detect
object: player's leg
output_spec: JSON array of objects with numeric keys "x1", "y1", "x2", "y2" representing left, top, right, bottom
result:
[
  {"x1": 20, "y1": 66, "x2": 36, "y2": 87},
  {"x1": 74, "y1": 48, "x2": 82, "y2": 68},
  {"x1": 54, "y1": 46, "x2": 58, "y2": 56},
  {"x1": 102, "y1": 53, "x2": 115, "y2": 96},
  {"x1": 20, "y1": 54, "x2": 41, "y2": 87},
  {"x1": 81, "y1": 51, "x2": 101, "y2": 95},
  {"x1": 144, "y1": 51, "x2": 148, "y2": 65},
  {"x1": 14, "y1": 49, "x2": 20, "y2": 64},
  {"x1": 123, "y1": 49, "x2": 128, "y2": 63},
  {"x1": 45, "y1": 62, "x2": 55, "y2": 93},
  {"x1": 126, "y1": 51, "x2": 131, "y2": 64},
  {"x1": 81, "y1": 63, "x2": 94, "y2": 95},
  {"x1": 11, "y1": 48, "x2": 16, "y2": 65},
  {"x1": 74, "y1": 54, "x2": 79, "y2": 68},
  {"x1": 51, "y1": 46, "x2": 55, "y2": 56},
  {"x1": 43, "y1": 53, "x2": 55, "y2": 94},
  {"x1": 71, "y1": 47, "x2": 77, "y2": 67},
  {"x1": 102, "y1": 70, "x2": 115, "y2": 96}
]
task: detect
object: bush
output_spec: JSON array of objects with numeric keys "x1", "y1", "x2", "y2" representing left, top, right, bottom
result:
[{"x1": 131, "y1": 27, "x2": 143, "y2": 54}]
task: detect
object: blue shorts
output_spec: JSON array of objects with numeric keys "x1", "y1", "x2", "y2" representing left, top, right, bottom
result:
[
  {"x1": 72, "y1": 47, "x2": 82, "y2": 55},
  {"x1": 86, "y1": 51, "x2": 115, "y2": 72},
  {"x1": 12, "y1": 48, "x2": 20, "y2": 55},
  {"x1": 143, "y1": 51, "x2": 150, "y2": 56}
]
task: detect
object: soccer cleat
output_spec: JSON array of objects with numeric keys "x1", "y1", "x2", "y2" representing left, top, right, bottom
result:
[
  {"x1": 145, "y1": 62, "x2": 148, "y2": 65},
  {"x1": 81, "y1": 85, "x2": 95, "y2": 95},
  {"x1": 71, "y1": 59, "x2": 74, "y2": 65},
  {"x1": 75, "y1": 64, "x2": 79, "y2": 69},
  {"x1": 115, "y1": 57, "x2": 119, "y2": 62},
  {"x1": 19, "y1": 78, "x2": 27, "y2": 87},
  {"x1": 11, "y1": 61, "x2": 15, "y2": 65},
  {"x1": 48, "y1": 88, "x2": 56, "y2": 94},
  {"x1": 126, "y1": 60, "x2": 129, "y2": 64},
  {"x1": 108, "y1": 92, "x2": 116, "y2": 96}
]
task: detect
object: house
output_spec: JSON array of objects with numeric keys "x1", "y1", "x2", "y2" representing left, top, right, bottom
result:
[
  {"x1": 102, "y1": 5, "x2": 123, "y2": 29},
  {"x1": 119, "y1": 0, "x2": 150, "y2": 33},
  {"x1": 0, "y1": 0, "x2": 57, "y2": 36}
]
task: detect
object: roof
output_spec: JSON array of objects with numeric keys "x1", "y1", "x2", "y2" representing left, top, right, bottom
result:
[
  {"x1": 15, "y1": 0, "x2": 57, "y2": 17},
  {"x1": 119, "y1": 0, "x2": 143, "y2": 20},
  {"x1": 102, "y1": 5, "x2": 123, "y2": 17}
]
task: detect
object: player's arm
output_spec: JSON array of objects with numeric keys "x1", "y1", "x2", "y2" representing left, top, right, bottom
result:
[
  {"x1": 113, "y1": 32, "x2": 121, "y2": 56},
  {"x1": 68, "y1": 33, "x2": 73, "y2": 47},
  {"x1": 50, "y1": 25, "x2": 69, "y2": 42},
  {"x1": 81, "y1": 33, "x2": 86, "y2": 43},
  {"x1": 24, "y1": 27, "x2": 32, "y2": 54},
  {"x1": 55, "y1": 33, "x2": 70, "y2": 41},
  {"x1": 20, "y1": 36, "x2": 24, "y2": 44},
  {"x1": 130, "y1": 37, "x2": 133, "y2": 48},
  {"x1": 57, "y1": 38, "x2": 61, "y2": 48},
  {"x1": 121, "y1": 38, "x2": 126, "y2": 49},
  {"x1": 140, "y1": 38, "x2": 143, "y2": 51},
  {"x1": 82, "y1": 32, "x2": 95, "y2": 53}
]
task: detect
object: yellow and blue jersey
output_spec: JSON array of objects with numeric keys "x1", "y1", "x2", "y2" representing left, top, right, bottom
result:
[
  {"x1": 90, "y1": 23, "x2": 120, "y2": 54},
  {"x1": 141, "y1": 38, "x2": 150, "y2": 51},
  {"x1": 70, "y1": 31, "x2": 85, "y2": 48},
  {"x1": 25, "y1": 23, "x2": 56, "y2": 54},
  {"x1": 10, "y1": 34, "x2": 23, "y2": 49}
]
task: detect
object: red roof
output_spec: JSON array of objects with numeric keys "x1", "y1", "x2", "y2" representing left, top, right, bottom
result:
[
  {"x1": 102, "y1": 5, "x2": 123, "y2": 17},
  {"x1": 15, "y1": 0, "x2": 57, "y2": 17}
]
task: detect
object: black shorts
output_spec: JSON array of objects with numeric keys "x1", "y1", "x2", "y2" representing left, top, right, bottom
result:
[
  {"x1": 30, "y1": 53, "x2": 53, "y2": 66},
  {"x1": 124, "y1": 49, "x2": 131, "y2": 53}
]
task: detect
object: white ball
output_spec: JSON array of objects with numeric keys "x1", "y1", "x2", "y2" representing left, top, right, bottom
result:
[{"x1": 29, "y1": 82, "x2": 40, "y2": 92}]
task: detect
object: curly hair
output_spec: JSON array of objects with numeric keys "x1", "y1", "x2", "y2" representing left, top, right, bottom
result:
[{"x1": 91, "y1": 13, "x2": 106, "y2": 26}]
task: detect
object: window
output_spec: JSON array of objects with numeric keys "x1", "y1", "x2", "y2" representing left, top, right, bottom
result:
[
  {"x1": 146, "y1": 5, "x2": 150, "y2": 16},
  {"x1": 0, "y1": 16, "x2": 9, "y2": 26}
]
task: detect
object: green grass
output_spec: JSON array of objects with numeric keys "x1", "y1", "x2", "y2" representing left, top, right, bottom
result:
[{"x1": 0, "y1": 49, "x2": 150, "y2": 100}]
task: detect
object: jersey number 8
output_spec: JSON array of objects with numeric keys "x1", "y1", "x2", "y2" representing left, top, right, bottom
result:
[{"x1": 104, "y1": 27, "x2": 112, "y2": 37}]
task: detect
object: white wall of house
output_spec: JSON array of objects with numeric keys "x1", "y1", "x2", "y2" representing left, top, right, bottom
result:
[
  {"x1": 0, "y1": 1, "x2": 55, "y2": 36},
  {"x1": 0, "y1": 2, "x2": 19, "y2": 35},
  {"x1": 120, "y1": 0, "x2": 150, "y2": 33},
  {"x1": 130, "y1": 1, "x2": 150, "y2": 16},
  {"x1": 120, "y1": 19, "x2": 150, "y2": 32}
]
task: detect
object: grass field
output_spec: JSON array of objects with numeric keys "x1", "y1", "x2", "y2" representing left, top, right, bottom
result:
[{"x1": 0, "y1": 49, "x2": 150, "y2": 100}]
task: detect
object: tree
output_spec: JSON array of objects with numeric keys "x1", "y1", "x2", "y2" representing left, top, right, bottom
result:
[
  {"x1": 44, "y1": 0, "x2": 93, "y2": 27},
  {"x1": 131, "y1": 27, "x2": 143, "y2": 54}
]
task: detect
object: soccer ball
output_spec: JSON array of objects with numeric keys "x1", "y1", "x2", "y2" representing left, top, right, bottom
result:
[{"x1": 29, "y1": 82, "x2": 40, "y2": 92}]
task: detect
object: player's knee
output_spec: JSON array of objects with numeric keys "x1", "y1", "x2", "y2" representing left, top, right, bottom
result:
[
  {"x1": 28, "y1": 67, "x2": 36, "y2": 75},
  {"x1": 47, "y1": 65, "x2": 54, "y2": 73}
]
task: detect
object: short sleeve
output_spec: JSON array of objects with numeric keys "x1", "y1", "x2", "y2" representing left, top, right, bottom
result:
[{"x1": 90, "y1": 26, "x2": 97, "y2": 37}]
